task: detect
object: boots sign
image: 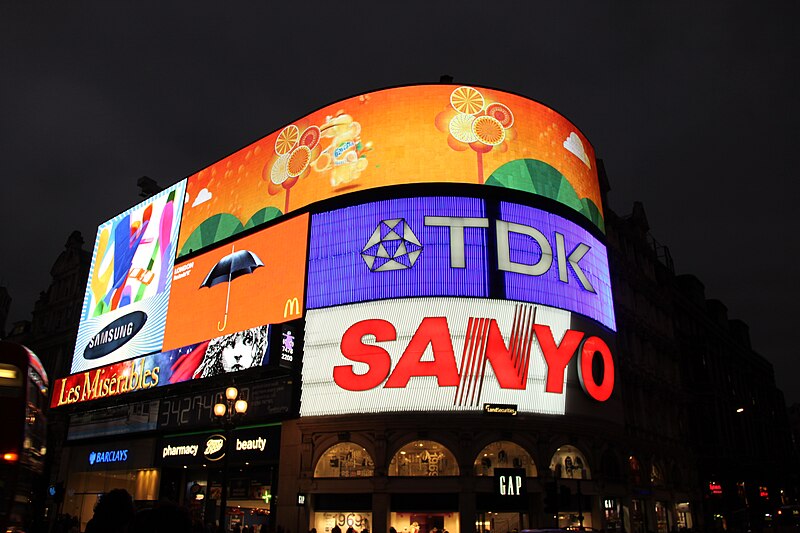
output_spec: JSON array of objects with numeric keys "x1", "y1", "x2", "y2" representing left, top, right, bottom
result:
[{"x1": 301, "y1": 298, "x2": 614, "y2": 417}]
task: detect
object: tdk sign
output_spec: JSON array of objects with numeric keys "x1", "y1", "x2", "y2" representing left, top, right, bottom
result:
[
  {"x1": 363, "y1": 216, "x2": 595, "y2": 293},
  {"x1": 308, "y1": 197, "x2": 615, "y2": 331}
]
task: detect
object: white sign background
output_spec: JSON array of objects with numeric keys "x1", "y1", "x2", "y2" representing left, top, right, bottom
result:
[{"x1": 301, "y1": 298, "x2": 572, "y2": 417}]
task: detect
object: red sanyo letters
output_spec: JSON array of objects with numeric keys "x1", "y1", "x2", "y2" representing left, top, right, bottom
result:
[{"x1": 334, "y1": 316, "x2": 614, "y2": 402}]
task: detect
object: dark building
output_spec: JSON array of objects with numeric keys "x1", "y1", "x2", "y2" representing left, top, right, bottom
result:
[{"x1": 605, "y1": 201, "x2": 700, "y2": 533}]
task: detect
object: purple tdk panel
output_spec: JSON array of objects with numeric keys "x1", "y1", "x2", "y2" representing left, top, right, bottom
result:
[
  {"x1": 307, "y1": 197, "x2": 489, "y2": 308},
  {"x1": 500, "y1": 202, "x2": 616, "y2": 331}
]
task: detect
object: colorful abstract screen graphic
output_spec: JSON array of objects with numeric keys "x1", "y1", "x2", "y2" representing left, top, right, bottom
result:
[
  {"x1": 72, "y1": 181, "x2": 186, "y2": 373},
  {"x1": 306, "y1": 197, "x2": 614, "y2": 330},
  {"x1": 301, "y1": 298, "x2": 613, "y2": 417},
  {"x1": 179, "y1": 85, "x2": 602, "y2": 258},
  {"x1": 162, "y1": 213, "x2": 309, "y2": 351},
  {"x1": 53, "y1": 325, "x2": 270, "y2": 408}
]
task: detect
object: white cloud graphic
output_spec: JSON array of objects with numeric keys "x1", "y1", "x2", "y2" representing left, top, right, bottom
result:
[
  {"x1": 184, "y1": 192, "x2": 190, "y2": 204},
  {"x1": 563, "y1": 132, "x2": 592, "y2": 169},
  {"x1": 192, "y1": 187, "x2": 213, "y2": 207}
]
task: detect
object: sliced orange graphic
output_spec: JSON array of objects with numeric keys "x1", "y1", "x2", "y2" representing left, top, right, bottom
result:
[
  {"x1": 275, "y1": 125, "x2": 300, "y2": 155},
  {"x1": 270, "y1": 154, "x2": 290, "y2": 184},
  {"x1": 472, "y1": 115, "x2": 505, "y2": 146},
  {"x1": 450, "y1": 86, "x2": 485, "y2": 115},
  {"x1": 287, "y1": 146, "x2": 311, "y2": 177},
  {"x1": 485, "y1": 103, "x2": 514, "y2": 128},
  {"x1": 449, "y1": 113, "x2": 478, "y2": 143},
  {"x1": 299, "y1": 125, "x2": 321, "y2": 149}
]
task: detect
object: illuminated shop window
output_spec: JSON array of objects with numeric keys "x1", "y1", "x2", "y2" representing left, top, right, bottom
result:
[
  {"x1": 473, "y1": 441, "x2": 537, "y2": 477},
  {"x1": 313, "y1": 443, "x2": 374, "y2": 478},
  {"x1": 388, "y1": 440, "x2": 459, "y2": 477},
  {"x1": 549, "y1": 445, "x2": 590, "y2": 480}
]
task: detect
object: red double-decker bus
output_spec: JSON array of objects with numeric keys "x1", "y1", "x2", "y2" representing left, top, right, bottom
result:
[{"x1": 0, "y1": 341, "x2": 48, "y2": 533}]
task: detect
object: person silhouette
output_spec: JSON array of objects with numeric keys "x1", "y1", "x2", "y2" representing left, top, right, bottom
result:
[{"x1": 85, "y1": 489, "x2": 135, "y2": 533}]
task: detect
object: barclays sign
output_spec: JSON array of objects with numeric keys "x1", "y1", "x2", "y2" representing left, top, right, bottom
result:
[{"x1": 89, "y1": 449, "x2": 129, "y2": 465}]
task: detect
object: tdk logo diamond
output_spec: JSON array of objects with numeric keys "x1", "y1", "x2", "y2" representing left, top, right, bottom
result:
[{"x1": 361, "y1": 219, "x2": 423, "y2": 271}]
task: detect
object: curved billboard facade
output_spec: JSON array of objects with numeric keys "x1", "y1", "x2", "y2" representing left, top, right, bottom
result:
[
  {"x1": 62, "y1": 84, "x2": 615, "y2": 420},
  {"x1": 178, "y1": 85, "x2": 604, "y2": 259}
]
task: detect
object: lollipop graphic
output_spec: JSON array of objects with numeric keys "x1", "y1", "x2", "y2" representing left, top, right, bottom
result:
[
  {"x1": 435, "y1": 86, "x2": 516, "y2": 184},
  {"x1": 264, "y1": 124, "x2": 317, "y2": 213}
]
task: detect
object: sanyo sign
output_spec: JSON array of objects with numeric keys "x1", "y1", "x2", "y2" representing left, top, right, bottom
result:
[{"x1": 300, "y1": 298, "x2": 614, "y2": 418}]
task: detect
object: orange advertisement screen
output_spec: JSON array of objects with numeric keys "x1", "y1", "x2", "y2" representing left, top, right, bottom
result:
[
  {"x1": 178, "y1": 85, "x2": 602, "y2": 258},
  {"x1": 162, "y1": 213, "x2": 308, "y2": 351}
]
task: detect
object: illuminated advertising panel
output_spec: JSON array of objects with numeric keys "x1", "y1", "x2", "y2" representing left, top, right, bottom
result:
[
  {"x1": 301, "y1": 298, "x2": 615, "y2": 417},
  {"x1": 306, "y1": 198, "x2": 614, "y2": 331},
  {"x1": 499, "y1": 201, "x2": 615, "y2": 330},
  {"x1": 162, "y1": 213, "x2": 308, "y2": 351},
  {"x1": 178, "y1": 85, "x2": 602, "y2": 258},
  {"x1": 52, "y1": 325, "x2": 270, "y2": 408},
  {"x1": 307, "y1": 197, "x2": 488, "y2": 307},
  {"x1": 72, "y1": 181, "x2": 186, "y2": 373}
]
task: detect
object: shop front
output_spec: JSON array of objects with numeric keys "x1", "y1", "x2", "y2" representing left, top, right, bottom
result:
[
  {"x1": 61, "y1": 437, "x2": 159, "y2": 531},
  {"x1": 159, "y1": 425, "x2": 280, "y2": 531}
]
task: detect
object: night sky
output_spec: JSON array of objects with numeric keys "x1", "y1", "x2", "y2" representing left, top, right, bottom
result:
[{"x1": 2, "y1": 3, "x2": 798, "y2": 403}]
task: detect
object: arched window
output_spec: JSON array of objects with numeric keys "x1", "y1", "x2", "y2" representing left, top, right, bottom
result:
[
  {"x1": 629, "y1": 455, "x2": 642, "y2": 485},
  {"x1": 474, "y1": 441, "x2": 537, "y2": 477},
  {"x1": 313, "y1": 442, "x2": 374, "y2": 478},
  {"x1": 651, "y1": 462, "x2": 665, "y2": 486},
  {"x1": 389, "y1": 440, "x2": 459, "y2": 477},
  {"x1": 549, "y1": 445, "x2": 591, "y2": 480}
]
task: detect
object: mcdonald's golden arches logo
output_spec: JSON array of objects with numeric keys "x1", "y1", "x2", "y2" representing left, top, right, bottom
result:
[{"x1": 284, "y1": 297, "x2": 301, "y2": 318}]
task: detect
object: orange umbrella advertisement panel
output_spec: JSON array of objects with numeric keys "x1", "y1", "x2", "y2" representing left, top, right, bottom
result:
[
  {"x1": 177, "y1": 85, "x2": 602, "y2": 259},
  {"x1": 162, "y1": 213, "x2": 308, "y2": 351}
]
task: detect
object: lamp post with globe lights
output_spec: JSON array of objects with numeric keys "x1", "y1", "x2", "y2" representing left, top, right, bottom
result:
[{"x1": 214, "y1": 386, "x2": 248, "y2": 531}]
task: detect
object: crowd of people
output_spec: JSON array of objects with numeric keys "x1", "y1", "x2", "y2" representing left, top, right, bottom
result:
[{"x1": 52, "y1": 489, "x2": 222, "y2": 533}]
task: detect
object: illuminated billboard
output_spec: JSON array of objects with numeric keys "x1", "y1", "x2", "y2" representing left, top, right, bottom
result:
[
  {"x1": 499, "y1": 201, "x2": 615, "y2": 330},
  {"x1": 178, "y1": 85, "x2": 603, "y2": 258},
  {"x1": 162, "y1": 213, "x2": 308, "y2": 351},
  {"x1": 72, "y1": 181, "x2": 186, "y2": 373},
  {"x1": 307, "y1": 197, "x2": 489, "y2": 305},
  {"x1": 300, "y1": 298, "x2": 615, "y2": 417},
  {"x1": 307, "y1": 197, "x2": 615, "y2": 330},
  {"x1": 53, "y1": 325, "x2": 270, "y2": 408}
]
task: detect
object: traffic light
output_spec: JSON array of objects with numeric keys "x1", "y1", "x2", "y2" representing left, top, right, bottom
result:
[{"x1": 544, "y1": 482, "x2": 558, "y2": 514}]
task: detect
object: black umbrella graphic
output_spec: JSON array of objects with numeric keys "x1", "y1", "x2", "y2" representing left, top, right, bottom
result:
[{"x1": 200, "y1": 245, "x2": 264, "y2": 331}]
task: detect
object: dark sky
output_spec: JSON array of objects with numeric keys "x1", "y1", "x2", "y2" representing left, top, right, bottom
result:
[{"x1": 2, "y1": 3, "x2": 798, "y2": 403}]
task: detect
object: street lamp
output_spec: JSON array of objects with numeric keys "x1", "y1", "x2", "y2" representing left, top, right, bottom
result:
[{"x1": 213, "y1": 386, "x2": 248, "y2": 531}]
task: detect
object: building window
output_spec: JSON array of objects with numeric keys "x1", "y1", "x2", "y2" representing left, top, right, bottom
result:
[
  {"x1": 388, "y1": 440, "x2": 458, "y2": 477},
  {"x1": 473, "y1": 440, "x2": 536, "y2": 476},
  {"x1": 651, "y1": 463, "x2": 665, "y2": 486},
  {"x1": 549, "y1": 445, "x2": 590, "y2": 479},
  {"x1": 313, "y1": 442, "x2": 374, "y2": 478},
  {"x1": 629, "y1": 456, "x2": 642, "y2": 485}
]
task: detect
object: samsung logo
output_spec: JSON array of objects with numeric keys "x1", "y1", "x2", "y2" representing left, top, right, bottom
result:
[{"x1": 83, "y1": 311, "x2": 147, "y2": 359}]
